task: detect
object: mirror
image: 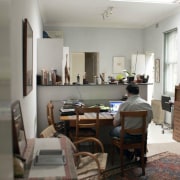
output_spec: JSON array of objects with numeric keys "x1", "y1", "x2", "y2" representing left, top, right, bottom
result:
[
  {"x1": 11, "y1": 100, "x2": 27, "y2": 156},
  {"x1": 70, "y1": 52, "x2": 99, "y2": 84}
]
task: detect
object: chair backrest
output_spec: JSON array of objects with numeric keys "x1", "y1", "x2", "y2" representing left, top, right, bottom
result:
[
  {"x1": 47, "y1": 101, "x2": 55, "y2": 125},
  {"x1": 40, "y1": 125, "x2": 56, "y2": 138},
  {"x1": 120, "y1": 110, "x2": 147, "y2": 146},
  {"x1": 75, "y1": 107, "x2": 100, "y2": 140}
]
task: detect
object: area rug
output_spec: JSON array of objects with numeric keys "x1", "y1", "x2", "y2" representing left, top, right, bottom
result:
[{"x1": 103, "y1": 151, "x2": 180, "y2": 180}]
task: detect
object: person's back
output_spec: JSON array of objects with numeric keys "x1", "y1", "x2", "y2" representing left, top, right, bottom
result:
[
  {"x1": 111, "y1": 82, "x2": 153, "y2": 137},
  {"x1": 118, "y1": 94, "x2": 152, "y2": 130}
]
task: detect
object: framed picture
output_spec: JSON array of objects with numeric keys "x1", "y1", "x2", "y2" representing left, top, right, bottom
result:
[
  {"x1": 23, "y1": 18, "x2": 33, "y2": 96},
  {"x1": 155, "y1": 59, "x2": 160, "y2": 83},
  {"x1": 112, "y1": 56, "x2": 125, "y2": 74}
]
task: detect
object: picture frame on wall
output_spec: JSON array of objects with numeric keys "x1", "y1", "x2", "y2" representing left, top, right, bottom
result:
[
  {"x1": 112, "y1": 56, "x2": 125, "y2": 74},
  {"x1": 23, "y1": 18, "x2": 33, "y2": 96},
  {"x1": 155, "y1": 58, "x2": 160, "y2": 83}
]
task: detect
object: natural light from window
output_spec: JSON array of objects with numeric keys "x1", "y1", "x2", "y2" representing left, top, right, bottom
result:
[
  {"x1": 110, "y1": 0, "x2": 180, "y2": 4},
  {"x1": 164, "y1": 29, "x2": 178, "y2": 96}
]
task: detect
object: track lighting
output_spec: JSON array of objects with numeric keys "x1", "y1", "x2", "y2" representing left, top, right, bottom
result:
[{"x1": 102, "y1": 7, "x2": 113, "y2": 20}]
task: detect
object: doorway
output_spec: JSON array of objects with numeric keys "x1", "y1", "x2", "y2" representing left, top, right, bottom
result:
[{"x1": 70, "y1": 52, "x2": 99, "y2": 84}]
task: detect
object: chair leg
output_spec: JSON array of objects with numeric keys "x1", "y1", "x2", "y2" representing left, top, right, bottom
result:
[
  {"x1": 120, "y1": 149, "x2": 124, "y2": 177},
  {"x1": 111, "y1": 145, "x2": 115, "y2": 165}
]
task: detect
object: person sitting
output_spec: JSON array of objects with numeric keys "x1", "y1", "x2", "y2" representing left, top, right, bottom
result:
[{"x1": 109, "y1": 82, "x2": 153, "y2": 161}]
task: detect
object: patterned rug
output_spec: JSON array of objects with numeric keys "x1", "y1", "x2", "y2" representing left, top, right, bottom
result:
[{"x1": 103, "y1": 151, "x2": 180, "y2": 180}]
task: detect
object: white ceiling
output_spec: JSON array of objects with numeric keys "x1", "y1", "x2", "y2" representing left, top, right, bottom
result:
[{"x1": 38, "y1": 0, "x2": 180, "y2": 29}]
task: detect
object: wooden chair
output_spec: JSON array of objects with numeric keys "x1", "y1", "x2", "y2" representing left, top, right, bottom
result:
[
  {"x1": 47, "y1": 101, "x2": 65, "y2": 133},
  {"x1": 73, "y1": 137, "x2": 108, "y2": 180},
  {"x1": 39, "y1": 125, "x2": 57, "y2": 138},
  {"x1": 112, "y1": 110, "x2": 148, "y2": 177},
  {"x1": 40, "y1": 127, "x2": 108, "y2": 180},
  {"x1": 69, "y1": 107, "x2": 100, "y2": 142}
]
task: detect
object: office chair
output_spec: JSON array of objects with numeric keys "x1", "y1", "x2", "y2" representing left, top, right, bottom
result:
[
  {"x1": 111, "y1": 110, "x2": 148, "y2": 177},
  {"x1": 161, "y1": 95, "x2": 173, "y2": 134}
]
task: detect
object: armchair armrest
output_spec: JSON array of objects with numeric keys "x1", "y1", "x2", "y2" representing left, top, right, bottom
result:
[
  {"x1": 73, "y1": 137, "x2": 105, "y2": 153},
  {"x1": 74, "y1": 151, "x2": 101, "y2": 174}
]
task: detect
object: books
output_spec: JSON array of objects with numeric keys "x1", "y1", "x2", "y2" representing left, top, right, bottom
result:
[{"x1": 34, "y1": 149, "x2": 66, "y2": 166}]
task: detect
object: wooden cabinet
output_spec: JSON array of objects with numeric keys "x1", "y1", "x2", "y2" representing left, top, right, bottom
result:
[{"x1": 173, "y1": 85, "x2": 180, "y2": 142}]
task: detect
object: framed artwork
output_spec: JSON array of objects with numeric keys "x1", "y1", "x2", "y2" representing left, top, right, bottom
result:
[
  {"x1": 155, "y1": 59, "x2": 160, "y2": 83},
  {"x1": 112, "y1": 56, "x2": 125, "y2": 74},
  {"x1": 23, "y1": 18, "x2": 33, "y2": 96}
]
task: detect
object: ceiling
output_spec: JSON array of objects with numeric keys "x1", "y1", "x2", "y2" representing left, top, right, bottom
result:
[{"x1": 38, "y1": 0, "x2": 180, "y2": 29}]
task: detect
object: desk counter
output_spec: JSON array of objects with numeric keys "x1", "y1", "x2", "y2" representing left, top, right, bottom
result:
[{"x1": 37, "y1": 83, "x2": 153, "y2": 135}]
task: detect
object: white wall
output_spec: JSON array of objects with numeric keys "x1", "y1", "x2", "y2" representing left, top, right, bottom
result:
[
  {"x1": 11, "y1": 0, "x2": 43, "y2": 138},
  {"x1": 0, "y1": 0, "x2": 13, "y2": 179},
  {"x1": 143, "y1": 11, "x2": 180, "y2": 100},
  {"x1": 45, "y1": 27, "x2": 144, "y2": 80}
]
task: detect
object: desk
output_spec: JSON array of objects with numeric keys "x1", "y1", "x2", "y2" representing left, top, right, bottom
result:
[
  {"x1": 60, "y1": 112, "x2": 114, "y2": 127},
  {"x1": 19, "y1": 137, "x2": 77, "y2": 180}
]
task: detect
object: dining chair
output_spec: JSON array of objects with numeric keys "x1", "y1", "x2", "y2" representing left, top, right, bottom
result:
[
  {"x1": 111, "y1": 110, "x2": 148, "y2": 177},
  {"x1": 73, "y1": 137, "x2": 108, "y2": 180},
  {"x1": 69, "y1": 106, "x2": 100, "y2": 142},
  {"x1": 39, "y1": 124, "x2": 59, "y2": 138},
  {"x1": 47, "y1": 101, "x2": 65, "y2": 133}
]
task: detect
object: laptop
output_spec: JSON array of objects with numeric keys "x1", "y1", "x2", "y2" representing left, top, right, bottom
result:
[{"x1": 109, "y1": 101, "x2": 124, "y2": 115}]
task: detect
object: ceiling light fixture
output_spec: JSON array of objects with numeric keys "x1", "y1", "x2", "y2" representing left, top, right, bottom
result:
[
  {"x1": 110, "y1": 0, "x2": 180, "y2": 4},
  {"x1": 102, "y1": 7, "x2": 114, "y2": 20}
]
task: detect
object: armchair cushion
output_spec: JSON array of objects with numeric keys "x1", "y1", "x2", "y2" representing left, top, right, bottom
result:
[{"x1": 77, "y1": 153, "x2": 107, "y2": 177}]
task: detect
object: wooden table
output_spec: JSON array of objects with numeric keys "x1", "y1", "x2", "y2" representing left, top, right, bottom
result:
[{"x1": 60, "y1": 112, "x2": 114, "y2": 127}]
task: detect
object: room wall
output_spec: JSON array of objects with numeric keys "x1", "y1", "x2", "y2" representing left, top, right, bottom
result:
[
  {"x1": 45, "y1": 27, "x2": 144, "y2": 80},
  {"x1": 0, "y1": 1, "x2": 13, "y2": 179},
  {"x1": 143, "y1": 11, "x2": 180, "y2": 100},
  {"x1": 11, "y1": 0, "x2": 43, "y2": 138}
]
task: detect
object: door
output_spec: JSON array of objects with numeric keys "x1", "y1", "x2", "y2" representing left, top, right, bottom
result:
[{"x1": 71, "y1": 52, "x2": 85, "y2": 84}]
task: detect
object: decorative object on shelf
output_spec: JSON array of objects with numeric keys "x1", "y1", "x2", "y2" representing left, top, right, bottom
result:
[
  {"x1": 64, "y1": 54, "x2": 70, "y2": 85},
  {"x1": 155, "y1": 58, "x2": 160, "y2": 83},
  {"x1": 83, "y1": 72, "x2": 88, "y2": 84},
  {"x1": 123, "y1": 70, "x2": 135, "y2": 83},
  {"x1": 100, "y1": 73, "x2": 105, "y2": 84},
  {"x1": 113, "y1": 56, "x2": 125, "y2": 74},
  {"x1": 77, "y1": 74, "x2": 80, "y2": 84},
  {"x1": 102, "y1": 6, "x2": 113, "y2": 20},
  {"x1": 116, "y1": 73, "x2": 125, "y2": 83},
  {"x1": 23, "y1": 18, "x2": 33, "y2": 96}
]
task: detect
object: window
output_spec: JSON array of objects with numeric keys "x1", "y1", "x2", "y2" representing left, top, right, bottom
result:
[{"x1": 164, "y1": 28, "x2": 178, "y2": 96}]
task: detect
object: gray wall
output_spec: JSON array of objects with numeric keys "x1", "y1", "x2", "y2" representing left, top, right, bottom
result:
[
  {"x1": 37, "y1": 84, "x2": 152, "y2": 135},
  {"x1": 11, "y1": 0, "x2": 43, "y2": 138},
  {"x1": 0, "y1": 0, "x2": 13, "y2": 179},
  {"x1": 45, "y1": 27, "x2": 144, "y2": 78},
  {"x1": 143, "y1": 12, "x2": 180, "y2": 100}
]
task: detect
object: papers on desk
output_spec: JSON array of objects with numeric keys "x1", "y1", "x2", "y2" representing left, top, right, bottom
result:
[
  {"x1": 60, "y1": 108, "x2": 76, "y2": 116},
  {"x1": 60, "y1": 108, "x2": 75, "y2": 112}
]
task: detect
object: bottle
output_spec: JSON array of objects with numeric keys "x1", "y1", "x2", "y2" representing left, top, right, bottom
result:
[
  {"x1": 77, "y1": 74, "x2": 80, "y2": 84},
  {"x1": 83, "y1": 72, "x2": 86, "y2": 84}
]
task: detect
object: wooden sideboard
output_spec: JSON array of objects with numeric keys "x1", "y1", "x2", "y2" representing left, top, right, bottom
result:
[{"x1": 173, "y1": 85, "x2": 180, "y2": 142}]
